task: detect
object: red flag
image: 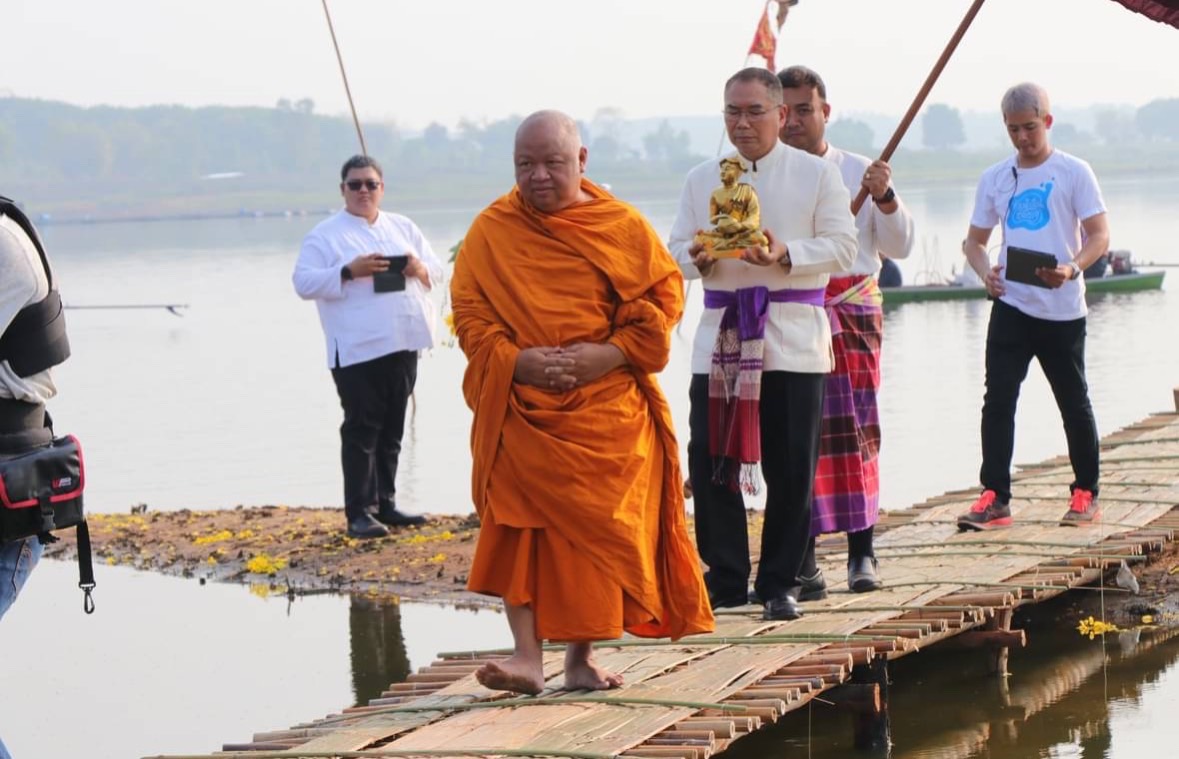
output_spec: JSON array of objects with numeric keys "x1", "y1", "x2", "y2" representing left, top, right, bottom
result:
[
  {"x1": 1108, "y1": 0, "x2": 1179, "y2": 27},
  {"x1": 747, "y1": 7, "x2": 776, "y2": 70}
]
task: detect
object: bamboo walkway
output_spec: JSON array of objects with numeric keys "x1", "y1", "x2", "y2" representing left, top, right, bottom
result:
[{"x1": 149, "y1": 391, "x2": 1179, "y2": 759}]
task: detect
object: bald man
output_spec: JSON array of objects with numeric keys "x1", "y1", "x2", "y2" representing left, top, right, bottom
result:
[{"x1": 451, "y1": 111, "x2": 713, "y2": 695}]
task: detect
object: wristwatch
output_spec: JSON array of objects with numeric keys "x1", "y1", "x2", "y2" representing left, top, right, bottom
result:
[
  {"x1": 341, "y1": 264, "x2": 354, "y2": 281},
  {"x1": 1069, "y1": 261, "x2": 1082, "y2": 280},
  {"x1": 873, "y1": 187, "x2": 896, "y2": 205}
]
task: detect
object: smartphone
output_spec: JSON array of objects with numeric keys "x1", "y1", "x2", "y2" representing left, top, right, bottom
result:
[{"x1": 373, "y1": 255, "x2": 409, "y2": 293}]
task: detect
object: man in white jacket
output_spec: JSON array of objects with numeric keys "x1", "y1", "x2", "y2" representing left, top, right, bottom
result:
[
  {"x1": 293, "y1": 156, "x2": 444, "y2": 539},
  {"x1": 669, "y1": 67, "x2": 857, "y2": 622},
  {"x1": 777, "y1": 65, "x2": 916, "y2": 596}
]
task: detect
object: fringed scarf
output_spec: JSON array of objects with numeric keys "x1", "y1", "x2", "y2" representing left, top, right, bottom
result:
[{"x1": 705, "y1": 286, "x2": 827, "y2": 494}]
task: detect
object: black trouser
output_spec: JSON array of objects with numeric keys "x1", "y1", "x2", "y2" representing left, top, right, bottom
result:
[
  {"x1": 689, "y1": 371, "x2": 825, "y2": 603},
  {"x1": 331, "y1": 350, "x2": 418, "y2": 522},
  {"x1": 980, "y1": 300, "x2": 1099, "y2": 504}
]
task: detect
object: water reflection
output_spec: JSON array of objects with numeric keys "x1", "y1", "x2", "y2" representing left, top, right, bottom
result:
[
  {"x1": 725, "y1": 597, "x2": 1179, "y2": 759},
  {"x1": 349, "y1": 596, "x2": 411, "y2": 705},
  {"x1": 0, "y1": 560, "x2": 510, "y2": 759}
]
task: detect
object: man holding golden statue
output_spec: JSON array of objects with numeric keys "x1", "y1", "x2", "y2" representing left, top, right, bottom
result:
[{"x1": 670, "y1": 67, "x2": 856, "y2": 622}]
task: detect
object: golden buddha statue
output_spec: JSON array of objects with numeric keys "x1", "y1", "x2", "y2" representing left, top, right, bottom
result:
[{"x1": 693, "y1": 157, "x2": 769, "y2": 258}]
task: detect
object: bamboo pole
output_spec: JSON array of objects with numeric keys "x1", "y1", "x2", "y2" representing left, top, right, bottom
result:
[
  {"x1": 64, "y1": 304, "x2": 188, "y2": 313},
  {"x1": 850, "y1": 0, "x2": 987, "y2": 215},
  {"x1": 716, "y1": 604, "x2": 984, "y2": 616},
  {"x1": 145, "y1": 749, "x2": 614, "y2": 759},
  {"x1": 828, "y1": 580, "x2": 1130, "y2": 594},
  {"x1": 437, "y1": 633, "x2": 880, "y2": 659},
  {"x1": 871, "y1": 549, "x2": 1142, "y2": 560},
  {"x1": 311, "y1": 695, "x2": 751, "y2": 729},
  {"x1": 877, "y1": 539, "x2": 1131, "y2": 551},
  {"x1": 321, "y1": 0, "x2": 368, "y2": 156},
  {"x1": 894, "y1": 517, "x2": 1152, "y2": 530}
]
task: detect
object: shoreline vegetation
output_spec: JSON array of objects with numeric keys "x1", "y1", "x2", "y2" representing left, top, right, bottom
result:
[
  {"x1": 43, "y1": 503, "x2": 1179, "y2": 627},
  {"x1": 4, "y1": 95, "x2": 1178, "y2": 224}
]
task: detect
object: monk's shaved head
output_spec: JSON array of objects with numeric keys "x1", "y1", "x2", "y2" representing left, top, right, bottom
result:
[
  {"x1": 516, "y1": 110, "x2": 583, "y2": 152},
  {"x1": 514, "y1": 109, "x2": 589, "y2": 213}
]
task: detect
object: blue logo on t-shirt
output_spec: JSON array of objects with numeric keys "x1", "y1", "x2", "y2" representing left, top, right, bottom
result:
[{"x1": 1007, "y1": 181, "x2": 1053, "y2": 231}]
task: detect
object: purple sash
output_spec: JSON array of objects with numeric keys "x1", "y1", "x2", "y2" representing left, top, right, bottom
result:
[{"x1": 704, "y1": 286, "x2": 825, "y2": 493}]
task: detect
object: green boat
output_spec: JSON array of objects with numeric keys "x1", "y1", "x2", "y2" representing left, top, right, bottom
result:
[{"x1": 882, "y1": 270, "x2": 1166, "y2": 305}]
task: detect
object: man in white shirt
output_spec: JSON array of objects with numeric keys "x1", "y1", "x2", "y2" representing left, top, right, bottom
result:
[
  {"x1": 670, "y1": 67, "x2": 857, "y2": 622},
  {"x1": 293, "y1": 156, "x2": 444, "y2": 539},
  {"x1": 957, "y1": 83, "x2": 1108, "y2": 531},
  {"x1": 777, "y1": 65, "x2": 916, "y2": 596}
]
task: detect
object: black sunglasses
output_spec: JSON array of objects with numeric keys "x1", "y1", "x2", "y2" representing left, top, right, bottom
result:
[{"x1": 345, "y1": 179, "x2": 382, "y2": 192}]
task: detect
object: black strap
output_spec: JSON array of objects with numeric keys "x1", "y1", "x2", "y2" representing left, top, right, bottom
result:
[
  {"x1": 76, "y1": 520, "x2": 96, "y2": 614},
  {"x1": 0, "y1": 195, "x2": 53, "y2": 290}
]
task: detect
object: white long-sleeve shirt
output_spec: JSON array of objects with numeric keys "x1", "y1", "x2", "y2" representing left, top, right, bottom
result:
[
  {"x1": 293, "y1": 209, "x2": 445, "y2": 369},
  {"x1": 0, "y1": 213, "x2": 56, "y2": 404},
  {"x1": 669, "y1": 142, "x2": 857, "y2": 374},
  {"x1": 822, "y1": 145, "x2": 915, "y2": 276}
]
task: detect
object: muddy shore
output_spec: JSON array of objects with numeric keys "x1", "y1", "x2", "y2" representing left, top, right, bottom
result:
[{"x1": 43, "y1": 504, "x2": 1178, "y2": 624}]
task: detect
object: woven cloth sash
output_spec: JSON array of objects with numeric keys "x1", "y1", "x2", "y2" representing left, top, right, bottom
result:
[
  {"x1": 824, "y1": 275, "x2": 883, "y2": 337},
  {"x1": 704, "y1": 286, "x2": 825, "y2": 493}
]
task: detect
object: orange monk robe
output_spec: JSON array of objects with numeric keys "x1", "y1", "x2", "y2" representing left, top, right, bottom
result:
[{"x1": 451, "y1": 179, "x2": 714, "y2": 642}]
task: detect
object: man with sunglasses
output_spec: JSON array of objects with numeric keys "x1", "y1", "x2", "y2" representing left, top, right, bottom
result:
[
  {"x1": 669, "y1": 68, "x2": 857, "y2": 622},
  {"x1": 294, "y1": 155, "x2": 444, "y2": 539}
]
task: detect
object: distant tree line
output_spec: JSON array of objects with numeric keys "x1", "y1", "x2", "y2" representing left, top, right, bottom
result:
[
  {"x1": 911, "y1": 98, "x2": 1179, "y2": 152},
  {"x1": 2, "y1": 95, "x2": 1176, "y2": 216},
  {"x1": 0, "y1": 97, "x2": 705, "y2": 191}
]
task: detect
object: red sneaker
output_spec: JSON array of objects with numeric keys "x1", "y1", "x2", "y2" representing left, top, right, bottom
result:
[
  {"x1": 1060, "y1": 489, "x2": 1100, "y2": 526},
  {"x1": 957, "y1": 490, "x2": 1012, "y2": 531}
]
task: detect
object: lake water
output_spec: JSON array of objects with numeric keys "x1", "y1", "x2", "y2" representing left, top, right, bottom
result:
[{"x1": 2, "y1": 171, "x2": 1178, "y2": 757}]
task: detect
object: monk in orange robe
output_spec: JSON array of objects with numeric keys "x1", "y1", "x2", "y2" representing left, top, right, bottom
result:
[{"x1": 451, "y1": 110, "x2": 714, "y2": 695}]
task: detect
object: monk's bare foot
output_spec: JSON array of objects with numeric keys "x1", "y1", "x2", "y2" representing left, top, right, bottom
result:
[
  {"x1": 562, "y1": 659, "x2": 624, "y2": 691},
  {"x1": 475, "y1": 657, "x2": 544, "y2": 695}
]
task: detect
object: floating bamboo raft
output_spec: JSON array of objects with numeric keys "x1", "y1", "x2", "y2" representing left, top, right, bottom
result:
[{"x1": 148, "y1": 393, "x2": 1179, "y2": 759}]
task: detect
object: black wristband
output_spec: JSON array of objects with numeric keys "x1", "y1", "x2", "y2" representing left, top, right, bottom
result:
[
  {"x1": 341, "y1": 265, "x2": 354, "y2": 281},
  {"x1": 873, "y1": 187, "x2": 896, "y2": 205}
]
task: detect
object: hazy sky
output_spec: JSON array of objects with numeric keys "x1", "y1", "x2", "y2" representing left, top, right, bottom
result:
[{"x1": 5, "y1": 0, "x2": 1177, "y2": 129}]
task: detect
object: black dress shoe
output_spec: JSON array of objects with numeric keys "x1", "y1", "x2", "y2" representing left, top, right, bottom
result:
[
  {"x1": 375, "y1": 508, "x2": 429, "y2": 528},
  {"x1": 762, "y1": 594, "x2": 803, "y2": 621},
  {"x1": 709, "y1": 591, "x2": 749, "y2": 610},
  {"x1": 798, "y1": 568, "x2": 829, "y2": 601},
  {"x1": 347, "y1": 514, "x2": 390, "y2": 539},
  {"x1": 848, "y1": 555, "x2": 883, "y2": 593}
]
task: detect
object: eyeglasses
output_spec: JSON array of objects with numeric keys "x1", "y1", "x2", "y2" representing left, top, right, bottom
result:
[
  {"x1": 344, "y1": 179, "x2": 382, "y2": 192},
  {"x1": 723, "y1": 106, "x2": 779, "y2": 123}
]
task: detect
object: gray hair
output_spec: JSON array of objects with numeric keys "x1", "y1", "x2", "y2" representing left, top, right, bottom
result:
[
  {"x1": 1001, "y1": 83, "x2": 1051, "y2": 117},
  {"x1": 725, "y1": 67, "x2": 783, "y2": 105}
]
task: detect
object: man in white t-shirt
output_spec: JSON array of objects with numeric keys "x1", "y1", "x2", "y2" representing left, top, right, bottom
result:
[
  {"x1": 957, "y1": 83, "x2": 1109, "y2": 531},
  {"x1": 293, "y1": 156, "x2": 444, "y2": 539}
]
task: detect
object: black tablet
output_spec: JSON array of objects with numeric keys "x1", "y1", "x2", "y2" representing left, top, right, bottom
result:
[
  {"x1": 373, "y1": 255, "x2": 409, "y2": 292},
  {"x1": 1005, "y1": 246, "x2": 1058, "y2": 288}
]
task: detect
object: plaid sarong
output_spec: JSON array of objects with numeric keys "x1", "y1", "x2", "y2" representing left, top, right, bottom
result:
[
  {"x1": 705, "y1": 286, "x2": 826, "y2": 494},
  {"x1": 811, "y1": 275, "x2": 884, "y2": 536}
]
